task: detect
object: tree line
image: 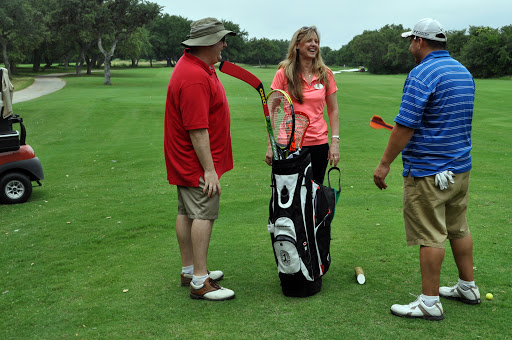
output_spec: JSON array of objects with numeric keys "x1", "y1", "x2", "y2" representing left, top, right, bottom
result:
[
  {"x1": 326, "y1": 24, "x2": 512, "y2": 78},
  {"x1": 1, "y1": 0, "x2": 511, "y2": 82},
  {"x1": 1, "y1": 0, "x2": 161, "y2": 84}
]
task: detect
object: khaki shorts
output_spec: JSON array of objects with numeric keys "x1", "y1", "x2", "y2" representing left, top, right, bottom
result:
[
  {"x1": 177, "y1": 178, "x2": 220, "y2": 220},
  {"x1": 403, "y1": 171, "x2": 471, "y2": 248}
]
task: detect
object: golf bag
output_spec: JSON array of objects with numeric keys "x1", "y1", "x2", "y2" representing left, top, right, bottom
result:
[{"x1": 268, "y1": 150, "x2": 340, "y2": 297}]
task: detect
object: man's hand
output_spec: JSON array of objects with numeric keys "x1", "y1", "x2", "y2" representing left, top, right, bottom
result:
[
  {"x1": 373, "y1": 123, "x2": 415, "y2": 190},
  {"x1": 189, "y1": 128, "x2": 220, "y2": 197},
  {"x1": 203, "y1": 169, "x2": 221, "y2": 197},
  {"x1": 374, "y1": 163, "x2": 390, "y2": 190}
]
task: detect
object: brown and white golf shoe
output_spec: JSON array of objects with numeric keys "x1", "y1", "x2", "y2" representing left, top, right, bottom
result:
[{"x1": 189, "y1": 277, "x2": 235, "y2": 301}]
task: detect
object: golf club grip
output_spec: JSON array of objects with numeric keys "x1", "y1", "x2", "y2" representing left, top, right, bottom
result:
[
  {"x1": 219, "y1": 61, "x2": 270, "y2": 117},
  {"x1": 219, "y1": 61, "x2": 262, "y2": 91},
  {"x1": 219, "y1": 61, "x2": 280, "y2": 160}
]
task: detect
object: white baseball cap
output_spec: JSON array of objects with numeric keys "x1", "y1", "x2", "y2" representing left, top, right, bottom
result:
[{"x1": 401, "y1": 18, "x2": 447, "y2": 42}]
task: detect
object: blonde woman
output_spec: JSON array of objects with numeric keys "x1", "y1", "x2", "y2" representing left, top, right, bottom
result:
[{"x1": 266, "y1": 26, "x2": 340, "y2": 184}]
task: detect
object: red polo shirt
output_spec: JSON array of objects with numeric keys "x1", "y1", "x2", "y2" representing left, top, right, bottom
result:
[{"x1": 164, "y1": 50, "x2": 233, "y2": 187}]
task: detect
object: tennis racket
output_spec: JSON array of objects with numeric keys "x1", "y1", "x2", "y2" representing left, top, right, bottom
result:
[
  {"x1": 370, "y1": 115, "x2": 394, "y2": 131},
  {"x1": 291, "y1": 111, "x2": 310, "y2": 152},
  {"x1": 218, "y1": 61, "x2": 280, "y2": 160},
  {"x1": 267, "y1": 89, "x2": 295, "y2": 159}
]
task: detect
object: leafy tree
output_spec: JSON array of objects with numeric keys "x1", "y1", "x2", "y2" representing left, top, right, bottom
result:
[
  {"x1": 54, "y1": 0, "x2": 102, "y2": 75},
  {"x1": 446, "y1": 29, "x2": 469, "y2": 61},
  {"x1": 497, "y1": 25, "x2": 512, "y2": 76},
  {"x1": 29, "y1": 0, "x2": 54, "y2": 72},
  {"x1": 0, "y1": 0, "x2": 44, "y2": 75},
  {"x1": 220, "y1": 20, "x2": 248, "y2": 62},
  {"x1": 345, "y1": 30, "x2": 381, "y2": 71},
  {"x1": 337, "y1": 24, "x2": 414, "y2": 73},
  {"x1": 320, "y1": 46, "x2": 335, "y2": 66},
  {"x1": 460, "y1": 26, "x2": 503, "y2": 78},
  {"x1": 253, "y1": 38, "x2": 288, "y2": 65},
  {"x1": 117, "y1": 27, "x2": 151, "y2": 66},
  {"x1": 146, "y1": 14, "x2": 190, "y2": 66},
  {"x1": 96, "y1": 0, "x2": 161, "y2": 84},
  {"x1": 245, "y1": 38, "x2": 282, "y2": 67},
  {"x1": 336, "y1": 42, "x2": 355, "y2": 67}
]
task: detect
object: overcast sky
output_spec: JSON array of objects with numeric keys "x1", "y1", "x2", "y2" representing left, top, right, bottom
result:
[{"x1": 152, "y1": 0, "x2": 511, "y2": 49}]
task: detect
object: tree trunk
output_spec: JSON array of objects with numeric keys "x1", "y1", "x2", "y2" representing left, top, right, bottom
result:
[
  {"x1": 85, "y1": 55, "x2": 93, "y2": 75},
  {"x1": 41, "y1": 56, "x2": 52, "y2": 71},
  {"x1": 75, "y1": 50, "x2": 85, "y2": 76},
  {"x1": 98, "y1": 37, "x2": 118, "y2": 85},
  {"x1": 103, "y1": 56, "x2": 112, "y2": 85},
  {"x1": 32, "y1": 49, "x2": 41, "y2": 72}
]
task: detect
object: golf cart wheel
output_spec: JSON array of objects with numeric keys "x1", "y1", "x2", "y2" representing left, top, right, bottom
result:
[{"x1": 0, "y1": 172, "x2": 33, "y2": 204}]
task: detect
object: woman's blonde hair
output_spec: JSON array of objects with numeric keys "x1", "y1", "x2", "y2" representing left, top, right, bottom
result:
[{"x1": 278, "y1": 26, "x2": 330, "y2": 104}]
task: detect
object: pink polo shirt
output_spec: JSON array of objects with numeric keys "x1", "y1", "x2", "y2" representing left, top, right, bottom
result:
[{"x1": 271, "y1": 68, "x2": 338, "y2": 146}]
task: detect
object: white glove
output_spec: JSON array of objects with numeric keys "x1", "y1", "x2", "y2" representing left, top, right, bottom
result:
[{"x1": 435, "y1": 170, "x2": 455, "y2": 190}]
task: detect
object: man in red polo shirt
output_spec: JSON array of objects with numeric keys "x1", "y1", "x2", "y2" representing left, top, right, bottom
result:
[{"x1": 164, "y1": 17, "x2": 236, "y2": 301}]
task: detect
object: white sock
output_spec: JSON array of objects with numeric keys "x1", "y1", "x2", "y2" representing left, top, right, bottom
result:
[
  {"x1": 458, "y1": 278, "x2": 475, "y2": 290},
  {"x1": 182, "y1": 265, "x2": 193, "y2": 275},
  {"x1": 192, "y1": 274, "x2": 209, "y2": 286},
  {"x1": 421, "y1": 294, "x2": 440, "y2": 307}
]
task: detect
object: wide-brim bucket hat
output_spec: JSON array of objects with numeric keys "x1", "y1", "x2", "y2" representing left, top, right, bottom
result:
[{"x1": 182, "y1": 17, "x2": 236, "y2": 47}]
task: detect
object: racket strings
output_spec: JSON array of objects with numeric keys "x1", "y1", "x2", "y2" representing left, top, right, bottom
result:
[
  {"x1": 268, "y1": 93, "x2": 294, "y2": 147},
  {"x1": 290, "y1": 112, "x2": 309, "y2": 152}
]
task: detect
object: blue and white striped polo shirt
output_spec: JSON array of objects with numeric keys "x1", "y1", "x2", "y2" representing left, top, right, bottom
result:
[{"x1": 395, "y1": 50, "x2": 475, "y2": 177}]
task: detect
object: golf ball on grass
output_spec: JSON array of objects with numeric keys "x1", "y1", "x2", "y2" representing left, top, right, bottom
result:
[{"x1": 486, "y1": 293, "x2": 493, "y2": 300}]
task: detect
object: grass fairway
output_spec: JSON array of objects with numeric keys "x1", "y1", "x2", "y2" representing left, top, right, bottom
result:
[{"x1": 1, "y1": 65, "x2": 511, "y2": 339}]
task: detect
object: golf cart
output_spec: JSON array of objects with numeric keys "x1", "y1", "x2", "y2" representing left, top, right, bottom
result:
[{"x1": 0, "y1": 68, "x2": 44, "y2": 204}]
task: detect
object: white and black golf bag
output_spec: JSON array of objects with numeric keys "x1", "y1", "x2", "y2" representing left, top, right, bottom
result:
[{"x1": 268, "y1": 150, "x2": 340, "y2": 297}]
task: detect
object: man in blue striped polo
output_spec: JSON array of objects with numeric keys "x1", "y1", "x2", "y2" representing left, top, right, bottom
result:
[{"x1": 373, "y1": 18, "x2": 480, "y2": 321}]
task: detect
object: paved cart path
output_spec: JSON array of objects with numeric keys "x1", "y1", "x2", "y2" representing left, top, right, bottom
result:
[{"x1": 13, "y1": 74, "x2": 68, "y2": 104}]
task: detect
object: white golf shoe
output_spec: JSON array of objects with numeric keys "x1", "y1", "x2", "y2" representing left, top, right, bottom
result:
[
  {"x1": 390, "y1": 297, "x2": 444, "y2": 321},
  {"x1": 439, "y1": 284, "x2": 481, "y2": 304}
]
